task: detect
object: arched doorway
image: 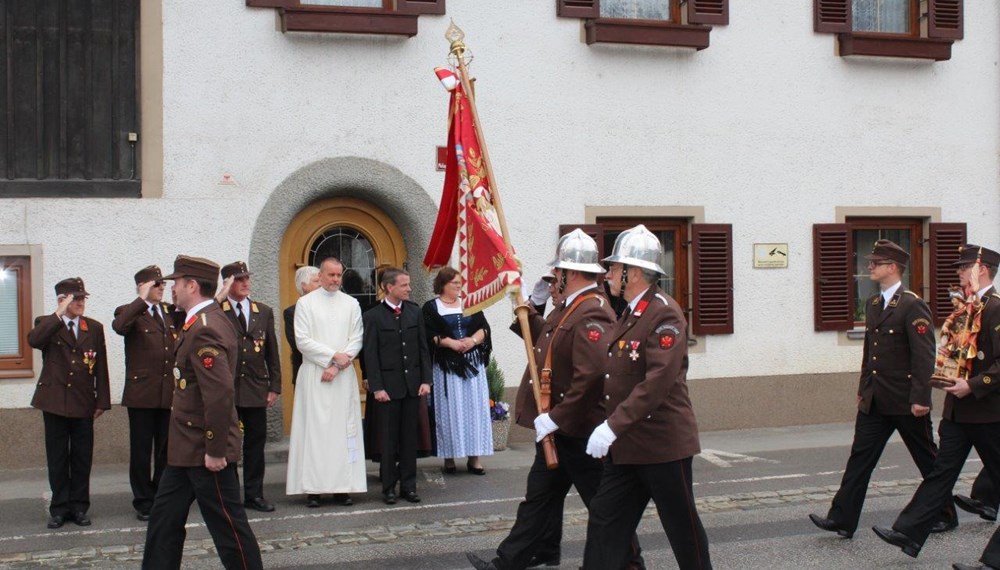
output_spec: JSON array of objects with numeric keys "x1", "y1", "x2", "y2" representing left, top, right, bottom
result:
[{"x1": 278, "y1": 197, "x2": 407, "y2": 434}]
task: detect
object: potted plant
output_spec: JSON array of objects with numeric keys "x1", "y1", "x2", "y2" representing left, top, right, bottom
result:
[{"x1": 487, "y1": 357, "x2": 511, "y2": 451}]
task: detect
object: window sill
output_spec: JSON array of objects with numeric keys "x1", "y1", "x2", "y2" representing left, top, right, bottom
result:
[
  {"x1": 838, "y1": 34, "x2": 953, "y2": 61},
  {"x1": 280, "y1": 7, "x2": 418, "y2": 36},
  {"x1": 584, "y1": 19, "x2": 711, "y2": 50},
  {"x1": 0, "y1": 180, "x2": 141, "y2": 199},
  {"x1": 0, "y1": 368, "x2": 34, "y2": 380},
  {"x1": 845, "y1": 329, "x2": 866, "y2": 341}
]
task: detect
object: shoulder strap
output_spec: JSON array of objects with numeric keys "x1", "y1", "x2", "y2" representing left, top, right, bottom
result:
[{"x1": 542, "y1": 293, "x2": 601, "y2": 373}]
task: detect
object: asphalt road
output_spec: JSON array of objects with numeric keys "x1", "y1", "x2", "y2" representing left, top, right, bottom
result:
[{"x1": 0, "y1": 422, "x2": 992, "y2": 569}]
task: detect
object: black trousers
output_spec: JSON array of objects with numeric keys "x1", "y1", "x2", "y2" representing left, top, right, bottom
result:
[
  {"x1": 142, "y1": 464, "x2": 263, "y2": 570},
  {"x1": 492, "y1": 435, "x2": 643, "y2": 570},
  {"x1": 893, "y1": 420, "x2": 1000, "y2": 566},
  {"x1": 584, "y1": 455, "x2": 711, "y2": 570},
  {"x1": 42, "y1": 412, "x2": 94, "y2": 517},
  {"x1": 236, "y1": 406, "x2": 267, "y2": 500},
  {"x1": 970, "y1": 467, "x2": 999, "y2": 509},
  {"x1": 128, "y1": 407, "x2": 171, "y2": 513},
  {"x1": 826, "y1": 407, "x2": 955, "y2": 532},
  {"x1": 375, "y1": 396, "x2": 419, "y2": 494}
]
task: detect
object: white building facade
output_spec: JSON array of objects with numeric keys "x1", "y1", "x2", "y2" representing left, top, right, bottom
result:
[{"x1": 1, "y1": 0, "x2": 997, "y2": 466}]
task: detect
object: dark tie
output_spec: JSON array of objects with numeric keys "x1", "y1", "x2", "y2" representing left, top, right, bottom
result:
[
  {"x1": 393, "y1": 305, "x2": 401, "y2": 316},
  {"x1": 67, "y1": 320, "x2": 76, "y2": 339},
  {"x1": 236, "y1": 303, "x2": 248, "y2": 332},
  {"x1": 151, "y1": 304, "x2": 164, "y2": 329}
]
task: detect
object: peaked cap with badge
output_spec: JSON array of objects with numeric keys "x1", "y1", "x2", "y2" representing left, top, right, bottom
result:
[{"x1": 865, "y1": 239, "x2": 910, "y2": 267}]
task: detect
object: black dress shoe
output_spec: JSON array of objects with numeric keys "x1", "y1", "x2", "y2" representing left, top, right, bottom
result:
[
  {"x1": 465, "y1": 552, "x2": 498, "y2": 570},
  {"x1": 526, "y1": 553, "x2": 560, "y2": 567},
  {"x1": 383, "y1": 491, "x2": 397, "y2": 505},
  {"x1": 466, "y1": 461, "x2": 486, "y2": 476},
  {"x1": 245, "y1": 497, "x2": 275, "y2": 512},
  {"x1": 72, "y1": 512, "x2": 91, "y2": 526},
  {"x1": 872, "y1": 526, "x2": 920, "y2": 558},
  {"x1": 953, "y1": 563, "x2": 1000, "y2": 570},
  {"x1": 46, "y1": 515, "x2": 65, "y2": 529},
  {"x1": 306, "y1": 494, "x2": 321, "y2": 508},
  {"x1": 808, "y1": 513, "x2": 853, "y2": 538},
  {"x1": 332, "y1": 493, "x2": 353, "y2": 506},
  {"x1": 401, "y1": 491, "x2": 421, "y2": 503},
  {"x1": 136, "y1": 511, "x2": 151, "y2": 522},
  {"x1": 955, "y1": 495, "x2": 999, "y2": 522},
  {"x1": 442, "y1": 462, "x2": 457, "y2": 474},
  {"x1": 931, "y1": 518, "x2": 959, "y2": 533}
]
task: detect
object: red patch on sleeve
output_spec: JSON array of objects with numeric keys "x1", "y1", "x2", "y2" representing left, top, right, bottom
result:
[
  {"x1": 659, "y1": 334, "x2": 675, "y2": 349},
  {"x1": 201, "y1": 356, "x2": 214, "y2": 369},
  {"x1": 915, "y1": 324, "x2": 928, "y2": 335},
  {"x1": 587, "y1": 329, "x2": 601, "y2": 343}
]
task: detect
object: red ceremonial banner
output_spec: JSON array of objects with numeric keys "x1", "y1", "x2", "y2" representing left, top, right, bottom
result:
[{"x1": 424, "y1": 67, "x2": 521, "y2": 314}]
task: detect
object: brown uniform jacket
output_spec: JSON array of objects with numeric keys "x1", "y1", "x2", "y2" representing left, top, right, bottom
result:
[
  {"x1": 220, "y1": 299, "x2": 281, "y2": 407},
  {"x1": 858, "y1": 289, "x2": 935, "y2": 415},
  {"x1": 112, "y1": 297, "x2": 177, "y2": 409},
  {"x1": 604, "y1": 287, "x2": 700, "y2": 465},
  {"x1": 28, "y1": 314, "x2": 111, "y2": 418},
  {"x1": 168, "y1": 303, "x2": 241, "y2": 466},
  {"x1": 943, "y1": 288, "x2": 1000, "y2": 423},
  {"x1": 513, "y1": 287, "x2": 613, "y2": 438}
]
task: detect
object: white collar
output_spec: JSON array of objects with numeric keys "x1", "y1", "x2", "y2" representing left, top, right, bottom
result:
[
  {"x1": 628, "y1": 287, "x2": 652, "y2": 312},
  {"x1": 228, "y1": 296, "x2": 248, "y2": 311},
  {"x1": 564, "y1": 283, "x2": 598, "y2": 307},
  {"x1": 61, "y1": 315, "x2": 80, "y2": 327},
  {"x1": 881, "y1": 281, "x2": 902, "y2": 306},
  {"x1": 977, "y1": 284, "x2": 993, "y2": 300},
  {"x1": 187, "y1": 299, "x2": 214, "y2": 318},
  {"x1": 384, "y1": 298, "x2": 402, "y2": 311}
]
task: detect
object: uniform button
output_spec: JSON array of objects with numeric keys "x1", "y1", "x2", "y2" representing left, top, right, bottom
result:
[
  {"x1": 404, "y1": 356, "x2": 408, "y2": 359},
  {"x1": 536, "y1": 348, "x2": 541, "y2": 352},
  {"x1": 604, "y1": 374, "x2": 610, "y2": 379},
  {"x1": 986, "y1": 376, "x2": 993, "y2": 385},
  {"x1": 402, "y1": 342, "x2": 406, "y2": 346},
  {"x1": 243, "y1": 349, "x2": 247, "y2": 352},
  {"x1": 627, "y1": 323, "x2": 632, "y2": 327},
  {"x1": 872, "y1": 370, "x2": 878, "y2": 375},
  {"x1": 545, "y1": 333, "x2": 551, "y2": 338},
  {"x1": 241, "y1": 373, "x2": 245, "y2": 377},
  {"x1": 559, "y1": 393, "x2": 564, "y2": 398},
  {"x1": 875, "y1": 329, "x2": 879, "y2": 333},
  {"x1": 144, "y1": 329, "x2": 149, "y2": 333},
  {"x1": 404, "y1": 369, "x2": 408, "y2": 373},
  {"x1": 872, "y1": 356, "x2": 877, "y2": 361},
  {"x1": 69, "y1": 372, "x2": 74, "y2": 376},
  {"x1": 71, "y1": 361, "x2": 76, "y2": 364},
  {"x1": 529, "y1": 380, "x2": 533, "y2": 384},
  {"x1": 889, "y1": 329, "x2": 895, "y2": 334},
  {"x1": 604, "y1": 395, "x2": 610, "y2": 400},
  {"x1": 67, "y1": 384, "x2": 72, "y2": 388},
  {"x1": 607, "y1": 352, "x2": 612, "y2": 357},
  {"x1": 874, "y1": 342, "x2": 878, "y2": 346},
  {"x1": 186, "y1": 421, "x2": 192, "y2": 426},
  {"x1": 647, "y1": 415, "x2": 651, "y2": 419}
]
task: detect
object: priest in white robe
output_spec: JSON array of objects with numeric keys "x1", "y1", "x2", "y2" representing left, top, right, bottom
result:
[{"x1": 286, "y1": 257, "x2": 366, "y2": 507}]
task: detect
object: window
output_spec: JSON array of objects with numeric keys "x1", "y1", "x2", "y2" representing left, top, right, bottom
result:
[
  {"x1": 0, "y1": 0, "x2": 141, "y2": 198},
  {"x1": 812, "y1": 219, "x2": 965, "y2": 331},
  {"x1": 557, "y1": 0, "x2": 729, "y2": 50},
  {"x1": 560, "y1": 218, "x2": 733, "y2": 335},
  {"x1": 0, "y1": 256, "x2": 33, "y2": 378},
  {"x1": 247, "y1": 0, "x2": 444, "y2": 36},
  {"x1": 814, "y1": 0, "x2": 963, "y2": 61}
]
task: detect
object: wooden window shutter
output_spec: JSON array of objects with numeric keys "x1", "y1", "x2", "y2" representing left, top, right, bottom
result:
[
  {"x1": 691, "y1": 224, "x2": 733, "y2": 335},
  {"x1": 812, "y1": 224, "x2": 853, "y2": 331},
  {"x1": 396, "y1": 0, "x2": 446, "y2": 15},
  {"x1": 557, "y1": 0, "x2": 599, "y2": 19},
  {"x1": 928, "y1": 222, "x2": 967, "y2": 326},
  {"x1": 928, "y1": 0, "x2": 963, "y2": 40},
  {"x1": 814, "y1": 0, "x2": 851, "y2": 33},
  {"x1": 688, "y1": 0, "x2": 729, "y2": 26}
]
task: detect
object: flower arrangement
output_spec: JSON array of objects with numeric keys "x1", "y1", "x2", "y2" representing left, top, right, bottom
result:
[{"x1": 486, "y1": 357, "x2": 509, "y2": 421}]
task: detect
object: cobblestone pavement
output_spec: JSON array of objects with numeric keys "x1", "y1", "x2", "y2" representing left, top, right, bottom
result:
[{"x1": 0, "y1": 474, "x2": 975, "y2": 568}]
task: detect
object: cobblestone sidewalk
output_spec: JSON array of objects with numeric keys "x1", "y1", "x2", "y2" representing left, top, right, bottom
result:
[{"x1": 0, "y1": 474, "x2": 975, "y2": 568}]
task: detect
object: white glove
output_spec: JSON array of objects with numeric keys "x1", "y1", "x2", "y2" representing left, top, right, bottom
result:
[
  {"x1": 528, "y1": 278, "x2": 552, "y2": 306},
  {"x1": 534, "y1": 412, "x2": 558, "y2": 442},
  {"x1": 586, "y1": 421, "x2": 617, "y2": 458}
]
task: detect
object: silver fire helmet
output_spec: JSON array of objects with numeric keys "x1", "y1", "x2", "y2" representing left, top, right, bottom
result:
[
  {"x1": 548, "y1": 229, "x2": 606, "y2": 274},
  {"x1": 602, "y1": 224, "x2": 667, "y2": 275}
]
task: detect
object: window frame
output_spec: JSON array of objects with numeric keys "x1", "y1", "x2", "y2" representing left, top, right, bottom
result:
[
  {"x1": 247, "y1": 0, "x2": 444, "y2": 36},
  {"x1": 0, "y1": 256, "x2": 34, "y2": 379},
  {"x1": 558, "y1": 0, "x2": 729, "y2": 50},
  {"x1": 846, "y1": 216, "x2": 924, "y2": 326},
  {"x1": 0, "y1": 0, "x2": 142, "y2": 199},
  {"x1": 813, "y1": 0, "x2": 963, "y2": 61},
  {"x1": 597, "y1": 216, "x2": 690, "y2": 314}
]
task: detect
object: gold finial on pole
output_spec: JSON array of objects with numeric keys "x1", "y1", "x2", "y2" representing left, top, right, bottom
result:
[{"x1": 445, "y1": 20, "x2": 466, "y2": 60}]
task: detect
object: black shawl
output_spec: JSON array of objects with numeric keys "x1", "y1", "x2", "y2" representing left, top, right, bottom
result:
[{"x1": 422, "y1": 298, "x2": 492, "y2": 379}]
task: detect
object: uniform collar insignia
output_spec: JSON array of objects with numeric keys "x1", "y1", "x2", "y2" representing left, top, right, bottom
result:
[
  {"x1": 250, "y1": 302, "x2": 259, "y2": 313},
  {"x1": 888, "y1": 294, "x2": 900, "y2": 308},
  {"x1": 221, "y1": 300, "x2": 231, "y2": 311}
]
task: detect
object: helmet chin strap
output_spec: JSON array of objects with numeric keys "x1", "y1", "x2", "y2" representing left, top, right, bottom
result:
[
  {"x1": 558, "y1": 269, "x2": 568, "y2": 294},
  {"x1": 617, "y1": 266, "x2": 628, "y2": 298}
]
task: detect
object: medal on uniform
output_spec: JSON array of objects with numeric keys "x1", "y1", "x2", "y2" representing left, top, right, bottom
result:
[
  {"x1": 173, "y1": 367, "x2": 181, "y2": 379},
  {"x1": 628, "y1": 340, "x2": 641, "y2": 362},
  {"x1": 179, "y1": 378, "x2": 187, "y2": 390},
  {"x1": 617, "y1": 340, "x2": 626, "y2": 357}
]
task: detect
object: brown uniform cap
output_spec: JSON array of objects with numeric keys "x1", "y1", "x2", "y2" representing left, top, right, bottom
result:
[
  {"x1": 162, "y1": 255, "x2": 220, "y2": 282},
  {"x1": 133, "y1": 265, "x2": 163, "y2": 285},
  {"x1": 220, "y1": 261, "x2": 250, "y2": 280},
  {"x1": 864, "y1": 239, "x2": 909, "y2": 266},
  {"x1": 952, "y1": 244, "x2": 1000, "y2": 268},
  {"x1": 54, "y1": 277, "x2": 88, "y2": 298}
]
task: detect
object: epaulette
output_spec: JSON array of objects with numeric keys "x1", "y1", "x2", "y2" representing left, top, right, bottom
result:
[
  {"x1": 992, "y1": 292, "x2": 1000, "y2": 300},
  {"x1": 654, "y1": 293, "x2": 669, "y2": 306},
  {"x1": 904, "y1": 290, "x2": 921, "y2": 299}
]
